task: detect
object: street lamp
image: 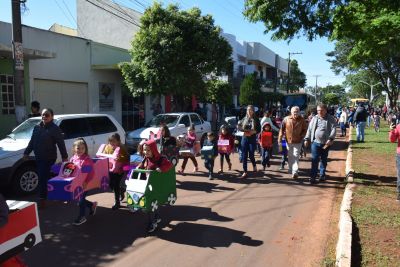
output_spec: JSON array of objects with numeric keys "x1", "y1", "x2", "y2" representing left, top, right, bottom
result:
[
  {"x1": 359, "y1": 80, "x2": 381, "y2": 102},
  {"x1": 287, "y1": 51, "x2": 302, "y2": 94}
]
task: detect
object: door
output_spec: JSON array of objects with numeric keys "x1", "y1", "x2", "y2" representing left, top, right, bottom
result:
[{"x1": 33, "y1": 79, "x2": 88, "y2": 114}]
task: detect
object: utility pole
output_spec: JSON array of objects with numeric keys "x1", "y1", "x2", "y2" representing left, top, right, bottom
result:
[
  {"x1": 312, "y1": 75, "x2": 321, "y2": 104},
  {"x1": 11, "y1": 0, "x2": 27, "y2": 123},
  {"x1": 287, "y1": 51, "x2": 302, "y2": 94}
]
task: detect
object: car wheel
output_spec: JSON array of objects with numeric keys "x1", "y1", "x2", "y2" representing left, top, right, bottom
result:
[
  {"x1": 24, "y1": 233, "x2": 36, "y2": 248},
  {"x1": 170, "y1": 156, "x2": 178, "y2": 166},
  {"x1": 12, "y1": 164, "x2": 38, "y2": 195}
]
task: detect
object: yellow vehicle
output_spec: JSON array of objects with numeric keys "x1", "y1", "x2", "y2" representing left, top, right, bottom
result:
[{"x1": 350, "y1": 98, "x2": 369, "y2": 107}]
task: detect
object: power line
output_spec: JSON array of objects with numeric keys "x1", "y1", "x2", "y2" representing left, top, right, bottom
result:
[
  {"x1": 61, "y1": 0, "x2": 86, "y2": 37},
  {"x1": 53, "y1": 0, "x2": 75, "y2": 29},
  {"x1": 96, "y1": 0, "x2": 141, "y2": 27}
]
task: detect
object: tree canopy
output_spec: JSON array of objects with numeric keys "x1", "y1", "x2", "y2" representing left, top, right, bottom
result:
[
  {"x1": 204, "y1": 79, "x2": 233, "y2": 106},
  {"x1": 239, "y1": 74, "x2": 263, "y2": 106},
  {"x1": 322, "y1": 93, "x2": 340, "y2": 106},
  {"x1": 288, "y1": 59, "x2": 306, "y2": 92},
  {"x1": 120, "y1": 3, "x2": 232, "y2": 101}
]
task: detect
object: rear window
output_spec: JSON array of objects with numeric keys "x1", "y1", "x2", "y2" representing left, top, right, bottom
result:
[
  {"x1": 87, "y1": 116, "x2": 117, "y2": 135},
  {"x1": 59, "y1": 118, "x2": 90, "y2": 139}
]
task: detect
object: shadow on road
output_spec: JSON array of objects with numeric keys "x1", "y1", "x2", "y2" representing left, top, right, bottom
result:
[{"x1": 176, "y1": 180, "x2": 235, "y2": 193}]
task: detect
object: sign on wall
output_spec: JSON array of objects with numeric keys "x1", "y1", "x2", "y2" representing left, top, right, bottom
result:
[{"x1": 99, "y1": 82, "x2": 115, "y2": 111}]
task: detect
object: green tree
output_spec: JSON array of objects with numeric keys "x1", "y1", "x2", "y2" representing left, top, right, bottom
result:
[
  {"x1": 322, "y1": 93, "x2": 340, "y2": 106},
  {"x1": 204, "y1": 79, "x2": 233, "y2": 106},
  {"x1": 343, "y1": 70, "x2": 383, "y2": 102},
  {"x1": 120, "y1": 3, "x2": 232, "y2": 110},
  {"x1": 288, "y1": 59, "x2": 306, "y2": 92},
  {"x1": 239, "y1": 74, "x2": 263, "y2": 106}
]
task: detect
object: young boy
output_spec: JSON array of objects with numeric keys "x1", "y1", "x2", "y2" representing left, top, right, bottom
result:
[
  {"x1": 279, "y1": 137, "x2": 288, "y2": 171},
  {"x1": 259, "y1": 122, "x2": 274, "y2": 170},
  {"x1": 202, "y1": 132, "x2": 218, "y2": 180}
]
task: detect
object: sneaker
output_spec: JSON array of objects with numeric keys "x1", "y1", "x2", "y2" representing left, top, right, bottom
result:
[
  {"x1": 263, "y1": 165, "x2": 266, "y2": 171},
  {"x1": 218, "y1": 169, "x2": 223, "y2": 174},
  {"x1": 292, "y1": 173, "x2": 299, "y2": 179},
  {"x1": 112, "y1": 203, "x2": 120, "y2": 210},
  {"x1": 267, "y1": 163, "x2": 270, "y2": 168},
  {"x1": 279, "y1": 166, "x2": 284, "y2": 171},
  {"x1": 73, "y1": 217, "x2": 87, "y2": 226},
  {"x1": 209, "y1": 174, "x2": 214, "y2": 180},
  {"x1": 319, "y1": 175, "x2": 326, "y2": 182},
  {"x1": 309, "y1": 178, "x2": 317, "y2": 185},
  {"x1": 228, "y1": 162, "x2": 232, "y2": 170},
  {"x1": 147, "y1": 222, "x2": 158, "y2": 233},
  {"x1": 193, "y1": 167, "x2": 199, "y2": 172},
  {"x1": 241, "y1": 172, "x2": 248, "y2": 178},
  {"x1": 120, "y1": 191, "x2": 125, "y2": 201},
  {"x1": 177, "y1": 169, "x2": 184, "y2": 174},
  {"x1": 89, "y1": 202, "x2": 98, "y2": 216}
]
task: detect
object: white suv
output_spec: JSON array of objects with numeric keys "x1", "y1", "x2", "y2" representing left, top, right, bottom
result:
[
  {"x1": 126, "y1": 112, "x2": 211, "y2": 152},
  {"x1": 0, "y1": 114, "x2": 125, "y2": 195}
]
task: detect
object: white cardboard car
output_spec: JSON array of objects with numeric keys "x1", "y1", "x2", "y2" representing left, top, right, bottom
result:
[
  {"x1": 0, "y1": 114, "x2": 125, "y2": 195},
  {"x1": 126, "y1": 113, "x2": 211, "y2": 151}
]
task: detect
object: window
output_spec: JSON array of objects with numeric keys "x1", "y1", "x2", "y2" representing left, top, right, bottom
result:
[
  {"x1": 59, "y1": 118, "x2": 90, "y2": 139},
  {"x1": 179, "y1": 115, "x2": 190, "y2": 127},
  {"x1": 190, "y1": 114, "x2": 202, "y2": 126},
  {"x1": 87, "y1": 116, "x2": 117, "y2": 135},
  {"x1": 1, "y1": 75, "x2": 14, "y2": 115}
]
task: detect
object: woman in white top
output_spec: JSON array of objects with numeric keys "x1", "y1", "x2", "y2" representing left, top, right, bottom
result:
[{"x1": 339, "y1": 107, "x2": 348, "y2": 137}]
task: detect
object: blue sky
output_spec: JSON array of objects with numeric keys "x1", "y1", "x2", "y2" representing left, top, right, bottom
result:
[{"x1": 0, "y1": 0, "x2": 345, "y2": 87}]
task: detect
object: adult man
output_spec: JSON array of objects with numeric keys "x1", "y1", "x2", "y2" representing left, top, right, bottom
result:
[
  {"x1": 28, "y1": 101, "x2": 41, "y2": 118},
  {"x1": 304, "y1": 104, "x2": 337, "y2": 184},
  {"x1": 354, "y1": 102, "x2": 368, "y2": 142},
  {"x1": 278, "y1": 106, "x2": 308, "y2": 179}
]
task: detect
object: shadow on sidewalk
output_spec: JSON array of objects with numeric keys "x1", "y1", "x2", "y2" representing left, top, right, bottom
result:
[{"x1": 176, "y1": 180, "x2": 235, "y2": 193}]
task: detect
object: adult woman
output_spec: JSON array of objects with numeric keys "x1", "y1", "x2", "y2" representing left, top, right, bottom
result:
[
  {"x1": 23, "y1": 108, "x2": 68, "y2": 208},
  {"x1": 237, "y1": 105, "x2": 261, "y2": 178},
  {"x1": 158, "y1": 125, "x2": 177, "y2": 151},
  {"x1": 339, "y1": 107, "x2": 348, "y2": 137}
]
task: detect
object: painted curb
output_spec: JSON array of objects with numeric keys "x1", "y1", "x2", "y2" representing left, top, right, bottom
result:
[{"x1": 336, "y1": 126, "x2": 354, "y2": 267}]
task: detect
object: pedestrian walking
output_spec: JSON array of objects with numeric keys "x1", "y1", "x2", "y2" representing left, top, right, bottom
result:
[
  {"x1": 389, "y1": 120, "x2": 400, "y2": 201},
  {"x1": 354, "y1": 103, "x2": 368, "y2": 142},
  {"x1": 373, "y1": 111, "x2": 381, "y2": 132},
  {"x1": 259, "y1": 122, "x2": 274, "y2": 170},
  {"x1": 69, "y1": 138, "x2": 97, "y2": 226},
  {"x1": 203, "y1": 132, "x2": 218, "y2": 180},
  {"x1": 339, "y1": 107, "x2": 348, "y2": 137},
  {"x1": 237, "y1": 105, "x2": 261, "y2": 178},
  {"x1": 218, "y1": 125, "x2": 234, "y2": 173},
  {"x1": 278, "y1": 106, "x2": 308, "y2": 179},
  {"x1": 23, "y1": 108, "x2": 68, "y2": 209},
  {"x1": 178, "y1": 124, "x2": 199, "y2": 174},
  {"x1": 304, "y1": 104, "x2": 337, "y2": 184}
]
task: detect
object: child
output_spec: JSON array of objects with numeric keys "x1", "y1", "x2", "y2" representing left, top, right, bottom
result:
[
  {"x1": 203, "y1": 132, "x2": 218, "y2": 180},
  {"x1": 178, "y1": 124, "x2": 198, "y2": 174},
  {"x1": 70, "y1": 138, "x2": 97, "y2": 226},
  {"x1": 137, "y1": 140, "x2": 173, "y2": 233},
  {"x1": 373, "y1": 111, "x2": 381, "y2": 132},
  {"x1": 218, "y1": 125, "x2": 234, "y2": 173},
  {"x1": 104, "y1": 133, "x2": 129, "y2": 210},
  {"x1": 259, "y1": 122, "x2": 273, "y2": 170},
  {"x1": 279, "y1": 137, "x2": 288, "y2": 171}
]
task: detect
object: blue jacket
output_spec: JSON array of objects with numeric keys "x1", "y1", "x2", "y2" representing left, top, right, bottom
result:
[{"x1": 24, "y1": 121, "x2": 68, "y2": 161}]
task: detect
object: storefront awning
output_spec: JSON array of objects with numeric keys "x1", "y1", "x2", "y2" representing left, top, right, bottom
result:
[{"x1": 0, "y1": 43, "x2": 56, "y2": 60}]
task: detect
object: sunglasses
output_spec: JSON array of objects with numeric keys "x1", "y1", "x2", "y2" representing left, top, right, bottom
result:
[{"x1": 41, "y1": 113, "x2": 51, "y2": 118}]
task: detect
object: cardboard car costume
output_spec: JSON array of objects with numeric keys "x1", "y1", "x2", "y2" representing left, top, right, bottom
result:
[
  {"x1": 0, "y1": 201, "x2": 42, "y2": 262},
  {"x1": 47, "y1": 158, "x2": 109, "y2": 201},
  {"x1": 125, "y1": 167, "x2": 177, "y2": 213}
]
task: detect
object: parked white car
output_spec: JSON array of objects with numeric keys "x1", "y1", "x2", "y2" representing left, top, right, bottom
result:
[
  {"x1": 126, "y1": 113, "x2": 211, "y2": 152},
  {"x1": 0, "y1": 114, "x2": 125, "y2": 195}
]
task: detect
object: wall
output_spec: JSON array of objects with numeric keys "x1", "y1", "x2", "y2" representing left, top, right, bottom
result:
[{"x1": 77, "y1": 0, "x2": 141, "y2": 50}]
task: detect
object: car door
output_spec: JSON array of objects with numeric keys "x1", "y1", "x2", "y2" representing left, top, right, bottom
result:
[
  {"x1": 176, "y1": 115, "x2": 190, "y2": 136},
  {"x1": 86, "y1": 116, "x2": 119, "y2": 155},
  {"x1": 58, "y1": 118, "x2": 92, "y2": 157},
  {"x1": 190, "y1": 114, "x2": 205, "y2": 139}
]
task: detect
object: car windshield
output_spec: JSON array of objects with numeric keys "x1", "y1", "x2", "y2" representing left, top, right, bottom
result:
[
  {"x1": 145, "y1": 114, "x2": 180, "y2": 127},
  {"x1": 7, "y1": 118, "x2": 42, "y2": 140}
]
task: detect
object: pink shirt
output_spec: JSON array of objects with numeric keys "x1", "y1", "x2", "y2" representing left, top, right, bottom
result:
[
  {"x1": 389, "y1": 124, "x2": 400, "y2": 154},
  {"x1": 70, "y1": 154, "x2": 94, "y2": 183}
]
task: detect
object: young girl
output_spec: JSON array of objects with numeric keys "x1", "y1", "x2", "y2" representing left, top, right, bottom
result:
[
  {"x1": 373, "y1": 111, "x2": 381, "y2": 132},
  {"x1": 259, "y1": 122, "x2": 273, "y2": 170},
  {"x1": 70, "y1": 138, "x2": 97, "y2": 226},
  {"x1": 178, "y1": 124, "x2": 198, "y2": 174},
  {"x1": 218, "y1": 125, "x2": 234, "y2": 173},
  {"x1": 104, "y1": 133, "x2": 129, "y2": 210},
  {"x1": 137, "y1": 140, "x2": 173, "y2": 233}
]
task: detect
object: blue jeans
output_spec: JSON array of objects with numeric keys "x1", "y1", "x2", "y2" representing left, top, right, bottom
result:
[
  {"x1": 310, "y1": 142, "x2": 330, "y2": 179},
  {"x1": 36, "y1": 159, "x2": 56, "y2": 199},
  {"x1": 205, "y1": 158, "x2": 215, "y2": 175},
  {"x1": 356, "y1": 121, "x2": 366, "y2": 142},
  {"x1": 396, "y1": 154, "x2": 400, "y2": 193},
  {"x1": 78, "y1": 191, "x2": 93, "y2": 218},
  {"x1": 261, "y1": 147, "x2": 272, "y2": 167},
  {"x1": 241, "y1": 136, "x2": 256, "y2": 172}
]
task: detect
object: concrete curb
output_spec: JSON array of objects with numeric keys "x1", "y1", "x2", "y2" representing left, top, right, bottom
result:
[{"x1": 336, "y1": 126, "x2": 355, "y2": 267}]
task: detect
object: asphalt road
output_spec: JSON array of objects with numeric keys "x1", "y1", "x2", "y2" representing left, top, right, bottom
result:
[{"x1": 20, "y1": 136, "x2": 347, "y2": 267}]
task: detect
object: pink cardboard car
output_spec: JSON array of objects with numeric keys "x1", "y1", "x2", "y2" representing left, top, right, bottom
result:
[{"x1": 47, "y1": 157, "x2": 109, "y2": 201}]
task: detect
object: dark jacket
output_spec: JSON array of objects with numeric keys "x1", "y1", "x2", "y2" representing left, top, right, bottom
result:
[
  {"x1": 0, "y1": 194, "x2": 8, "y2": 228},
  {"x1": 24, "y1": 121, "x2": 68, "y2": 161},
  {"x1": 354, "y1": 106, "x2": 368, "y2": 122}
]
